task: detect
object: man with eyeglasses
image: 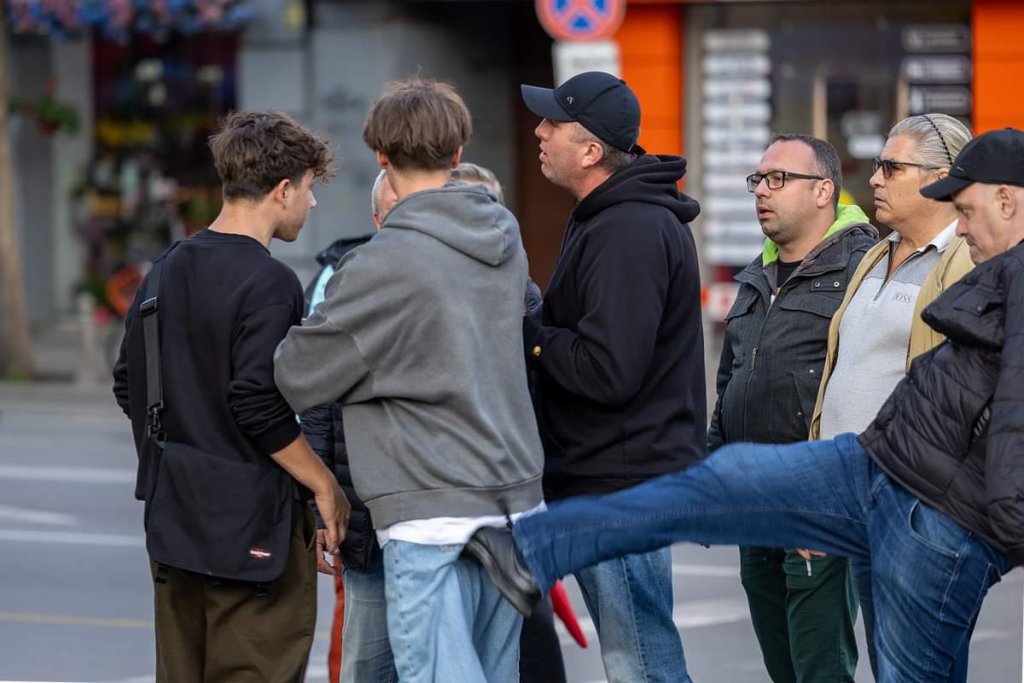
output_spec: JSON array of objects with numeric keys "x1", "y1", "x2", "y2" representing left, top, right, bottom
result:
[
  {"x1": 806, "y1": 114, "x2": 974, "y2": 676},
  {"x1": 467, "y1": 127, "x2": 1024, "y2": 683},
  {"x1": 708, "y1": 134, "x2": 876, "y2": 683},
  {"x1": 811, "y1": 114, "x2": 974, "y2": 446}
]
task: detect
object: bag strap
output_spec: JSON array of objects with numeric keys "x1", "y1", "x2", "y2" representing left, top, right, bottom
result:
[{"x1": 140, "y1": 243, "x2": 179, "y2": 438}]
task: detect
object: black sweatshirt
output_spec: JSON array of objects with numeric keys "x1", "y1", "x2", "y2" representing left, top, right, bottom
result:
[
  {"x1": 524, "y1": 155, "x2": 707, "y2": 500},
  {"x1": 113, "y1": 230, "x2": 303, "y2": 472}
]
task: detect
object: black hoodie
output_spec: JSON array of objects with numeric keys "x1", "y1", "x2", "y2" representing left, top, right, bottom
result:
[{"x1": 524, "y1": 155, "x2": 706, "y2": 500}]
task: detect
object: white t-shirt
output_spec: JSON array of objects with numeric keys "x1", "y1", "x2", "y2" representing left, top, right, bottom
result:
[{"x1": 376, "y1": 503, "x2": 546, "y2": 547}]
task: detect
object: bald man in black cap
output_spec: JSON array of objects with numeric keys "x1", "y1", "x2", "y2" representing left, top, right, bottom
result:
[
  {"x1": 515, "y1": 71, "x2": 706, "y2": 683},
  {"x1": 468, "y1": 128, "x2": 1024, "y2": 683}
]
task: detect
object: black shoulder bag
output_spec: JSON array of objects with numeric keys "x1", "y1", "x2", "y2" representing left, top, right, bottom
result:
[{"x1": 137, "y1": 249, "x2": 294, "y2": 584}]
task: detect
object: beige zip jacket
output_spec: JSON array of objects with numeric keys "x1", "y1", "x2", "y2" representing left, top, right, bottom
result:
[{"x1": 808, "y1": 235, "x2": 974, "y2": 439}]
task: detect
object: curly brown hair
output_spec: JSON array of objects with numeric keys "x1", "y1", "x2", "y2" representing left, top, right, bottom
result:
[
  {"x1": 209, "y1": 111, "x2": 334, "y2": 201},
  {"x1": 362, "y1": 79, "x2": 472, "y2": 171}
]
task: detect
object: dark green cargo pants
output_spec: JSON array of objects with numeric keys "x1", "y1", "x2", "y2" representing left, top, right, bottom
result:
[
  {"x1": 151, "y1": 503, "x2": 317, "y2": 683},
  {"x1": 739, "y1": 547, "x2": 858, "y2": 683}
]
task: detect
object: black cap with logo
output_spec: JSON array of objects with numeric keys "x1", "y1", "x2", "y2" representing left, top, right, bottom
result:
[
  {"x1": 921, "y1": 127, "x2": 1024, "y2": 201},
  {"x1": 521, "y1": 71, "x2": 646, "y2": 156}
]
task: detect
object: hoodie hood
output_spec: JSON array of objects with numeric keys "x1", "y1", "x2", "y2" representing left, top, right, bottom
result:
[
  {"x1": 573, "y1": 155, "x2": 701, "y2": 224},
  {"x1": 382, "y1": 184, "x2": 518, "y2": 267},
  {"x1": 761, "y1": 203, "x2": 873, "y2": 266}
]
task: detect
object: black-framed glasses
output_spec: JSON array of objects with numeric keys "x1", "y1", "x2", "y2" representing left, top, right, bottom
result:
[
  {"x1": 872, "y1": 158, "x2": 943, "y2": 179},
  {"x1": 746, "y1": 170, "x2": 825, "y2": 193}
]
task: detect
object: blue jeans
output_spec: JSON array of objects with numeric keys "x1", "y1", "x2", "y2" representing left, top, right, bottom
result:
[
  {"x1": 514, "y1": 434, "x2": 1009, "y2": 683},
  {"x1": 575, "y1": 547, "x2": 690, "y2": 683},
  {"x1": 340, "y1": 551, "x2": 397, "y2": 683},
  {"x1": 382, "y1": 540, "x2": 522, "y2": 683}
]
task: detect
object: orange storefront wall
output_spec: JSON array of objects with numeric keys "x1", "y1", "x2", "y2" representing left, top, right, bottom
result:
[
  {"x1": 619, "y1": 1, "x2": 1024, "y2": 144},
  {"x1": 618, "y1": 4, "x2": 685, "y2": 159},
  {"x1": 974, "y1": 0, "x2": 1024, "y2": 133}
]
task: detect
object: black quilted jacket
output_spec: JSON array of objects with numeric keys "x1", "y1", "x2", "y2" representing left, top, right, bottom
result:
[
  {"x1": 859, "y1": 241, "x2": 1024, "y2": 565},
  {"x1": 299, "y1": 236, "x2": 377, "y2": 572},
  {"x1": 302, "y1": 402, "x2": 376, "y2": 572}
]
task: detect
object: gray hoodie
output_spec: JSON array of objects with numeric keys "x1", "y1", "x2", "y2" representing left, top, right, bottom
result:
[{"x1": 274, "y1": 184, "x2": 544, "y2": 528}]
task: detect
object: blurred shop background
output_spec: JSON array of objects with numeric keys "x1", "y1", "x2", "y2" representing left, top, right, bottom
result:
[{"x1": 1, "y1": 0, "x2": 1022, "y2": 387}]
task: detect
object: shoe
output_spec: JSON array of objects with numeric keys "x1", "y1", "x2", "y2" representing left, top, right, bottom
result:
[{"x1": 462, "y1": 526, "x2": 541, "y2": 616}]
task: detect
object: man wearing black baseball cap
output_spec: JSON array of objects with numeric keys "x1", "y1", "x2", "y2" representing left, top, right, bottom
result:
[
  {"x1": 466, "y1": 126, "x2": 1024, "y2": 682},
  {"x1": 921, "y1": 127, "x2": 1024, "y2": 264},
  {"x1": 498, "y1": 71, "x2": 706, "y2": 682}
]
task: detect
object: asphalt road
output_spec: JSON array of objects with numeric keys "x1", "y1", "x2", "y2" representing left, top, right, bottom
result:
[{"x1": 1, "y1": 383, "x2": 1020, "y2": 682}]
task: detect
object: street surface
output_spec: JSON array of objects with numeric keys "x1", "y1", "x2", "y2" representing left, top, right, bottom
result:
[{"x1": 1, "y1": 383, "x2": 1020, "y2": 682}]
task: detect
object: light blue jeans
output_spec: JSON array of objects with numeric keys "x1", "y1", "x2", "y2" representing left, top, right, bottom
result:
[
  {"x1": 514, "y1": 434, "x2": 1009, "y2": 683},
  {"x1": 340, "y1": 551, "x2": 397, "y2": 683},
  {"x1": 575, "y1": 547, "x2": 690, "y2": 683},
  {"x1": 382, "y1": 540, "x2": 522, "y2": 683}
]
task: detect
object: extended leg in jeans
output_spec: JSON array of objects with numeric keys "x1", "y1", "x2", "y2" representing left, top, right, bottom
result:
[
  {"x1": 514, "y1": 434, "x2": 873, "y2": 594},
  {"x1": 513, "y1": 433, "x2": 1009, "y2": 683}
]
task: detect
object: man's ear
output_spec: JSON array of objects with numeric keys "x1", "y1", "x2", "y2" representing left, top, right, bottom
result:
[
  {"x1": 375, "y1": 150, "x2": 390, "y2": 169},
  {"x1": 271, "y1": 177, "x2": 292, "y2": 206},
  {"x1": 997, "y1": 185, "x2": 1017, "y2": 219},
  {"x1": 580, "y1": 139, "x2": 604, "y2": 170},
  {"x1": 451, "y1": 145, "x2": 464, "y2": 168},
  {"x1": 816, "y1": 179, "x2": 835, "y2": 209}
]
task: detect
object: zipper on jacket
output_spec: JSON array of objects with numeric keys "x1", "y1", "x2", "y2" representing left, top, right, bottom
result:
[{"x1": 739, "y1": 268, "x2": 825, "y2": 437}]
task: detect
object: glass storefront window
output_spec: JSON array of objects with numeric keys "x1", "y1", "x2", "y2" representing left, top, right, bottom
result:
[{"x1": 689, "y1": 0, "x2": 972, "y2": 268}]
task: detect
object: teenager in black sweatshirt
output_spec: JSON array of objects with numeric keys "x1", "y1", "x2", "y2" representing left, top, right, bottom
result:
[{"x1": 112, "y1": 111, "x2": 347, "y2": 683}]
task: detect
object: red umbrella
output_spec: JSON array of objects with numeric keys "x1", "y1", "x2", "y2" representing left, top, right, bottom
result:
[{"x1": 550, "y1": 579, "x2": 587, "y2": 648}]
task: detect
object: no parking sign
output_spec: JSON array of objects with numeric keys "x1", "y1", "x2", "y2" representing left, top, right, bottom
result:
[{"x1": 535, "y1": 0, "x2": 625, "y2": 42}]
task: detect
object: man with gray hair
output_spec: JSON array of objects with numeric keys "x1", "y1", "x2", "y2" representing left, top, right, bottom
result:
[
  {"x1": 501, "y1": 71, "x2": 706, "y2": 683},
  {"x1": 301, "y1": 168, "x2": 398, "y2": 683},
  {"x1": 808, "y1": 113, "x2": 974, "y2": 677}
]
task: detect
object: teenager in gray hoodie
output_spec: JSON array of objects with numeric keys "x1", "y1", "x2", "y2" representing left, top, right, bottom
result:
[{"x1": 274, "y1": 79, "x2": 543, "y2": 683}]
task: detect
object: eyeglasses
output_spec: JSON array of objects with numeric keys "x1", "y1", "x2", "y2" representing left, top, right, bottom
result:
[
  {"x1": 871, "y1": 158, "x2": 943, "y2": 179},
  {"x1": 746, "y1": 170, "x2": 825, "y2": 193}
]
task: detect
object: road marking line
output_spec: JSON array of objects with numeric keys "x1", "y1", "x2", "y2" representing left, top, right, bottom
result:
[
  {"x1": 0, "y1": 465, "x2": 134, "y2": 484},
  {"x1": 0, "y1": 612, "x2": 151, "y2": 629},
  {"x1": 556, "y1": 597, "x2": 751, "y2": 645},
  {"x1": 0, "y1": 529, "x2": 143, "y2": 547},
  {"x1": 0, "y1": 504, "x2": 78, "y2": 526},
  {"x1": 672, "y1": 563, "x2": 738, "y2": 577},
  {"x1": 0, "y1": 611, "x2": 342, "y2": 640}
]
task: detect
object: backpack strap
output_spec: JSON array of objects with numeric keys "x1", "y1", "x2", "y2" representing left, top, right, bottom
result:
[{"x1": 140, "y1": 243, "x2": 179, "y2": 439}]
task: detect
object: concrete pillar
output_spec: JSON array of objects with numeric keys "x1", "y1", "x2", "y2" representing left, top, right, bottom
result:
[{"x1": 51, "y1": 37, "x2": 93, "y2": 316}]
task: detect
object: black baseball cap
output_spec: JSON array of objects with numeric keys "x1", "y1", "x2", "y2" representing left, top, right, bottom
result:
[
  {"x1": 521, "y1": 71, "x2": 646, "y2": 155},
  {"x1": 921, "y1": 128, "x2": 1024, "y2": 201}
]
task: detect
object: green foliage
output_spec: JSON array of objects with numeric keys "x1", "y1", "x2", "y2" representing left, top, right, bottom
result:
[{"x1": 8, "y1": 91, "x2": 80, "y2": 136}]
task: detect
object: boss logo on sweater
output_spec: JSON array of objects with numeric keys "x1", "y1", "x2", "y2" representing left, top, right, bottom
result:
[{"x1": 249, "y1": 547, "x2": 272, "y2": 560}]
